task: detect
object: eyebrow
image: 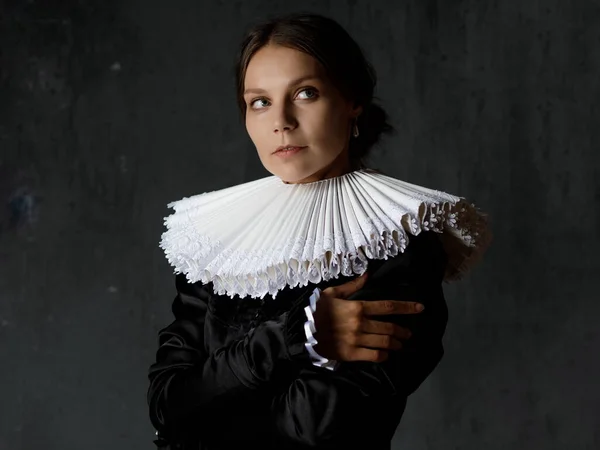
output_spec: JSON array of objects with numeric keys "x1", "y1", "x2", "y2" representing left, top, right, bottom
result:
[{"x1": 243, "y1": 75, "x2": 322, "y2": 96}]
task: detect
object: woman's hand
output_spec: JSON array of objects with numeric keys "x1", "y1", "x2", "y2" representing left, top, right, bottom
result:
[{"x1": 312, "y1": 272, "x2": 424, "y2": 363}]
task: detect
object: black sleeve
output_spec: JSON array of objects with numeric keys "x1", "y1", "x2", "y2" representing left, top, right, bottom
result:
[
  {"x1": 147, "y1": 271, "x2": 318, "y2": 445},
  {"x1": 346, "y1": 230, "x2": 449, "y2": 398},
  {"x1": 265, "y1": 230, "x2": 449, "y2": 449}
]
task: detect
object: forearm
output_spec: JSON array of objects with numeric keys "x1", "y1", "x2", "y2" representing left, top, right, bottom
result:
[{"x1": 148, "y1": 280, "x2": 316, "y2": 437}]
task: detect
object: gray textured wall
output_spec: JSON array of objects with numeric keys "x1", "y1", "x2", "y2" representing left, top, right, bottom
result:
[{"x1": 1, "y1": 1, "x2": 598, "y2": 449}]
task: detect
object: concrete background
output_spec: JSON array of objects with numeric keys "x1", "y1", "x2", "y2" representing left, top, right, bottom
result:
[{"x1": 0, "y1": 0, "x2": 598, "y2": 449}]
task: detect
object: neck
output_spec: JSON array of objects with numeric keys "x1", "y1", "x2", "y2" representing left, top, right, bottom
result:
[{"x1": 283, "y1": 153, "x2": 354, "y2": 185}]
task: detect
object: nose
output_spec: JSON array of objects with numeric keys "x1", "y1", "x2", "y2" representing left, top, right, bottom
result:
[{"x1": 272, "y1": 102, "x2": 298, "y2": 134}]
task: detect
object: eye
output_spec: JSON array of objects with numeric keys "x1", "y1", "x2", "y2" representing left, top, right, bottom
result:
[
  {"x1": 297, "y1": 88, "x2": 318, "y2": 100},
  {"x1": 250, "y1": 98, "x2": 270, "y2": 109}
]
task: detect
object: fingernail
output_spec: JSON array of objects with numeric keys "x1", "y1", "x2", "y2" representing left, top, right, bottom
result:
[{"x1": 416, "y1": 303, "x2": 425, "y2": 311}]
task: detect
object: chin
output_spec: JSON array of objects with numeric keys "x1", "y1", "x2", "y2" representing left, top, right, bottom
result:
[{"x1": 263, "y1": 152, "x2": 341, "y2": 184}]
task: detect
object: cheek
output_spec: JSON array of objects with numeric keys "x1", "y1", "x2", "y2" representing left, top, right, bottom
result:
[
  {"x1": 306, "y1": 103, "x2": 349, "y2": 146},
  {"x1": 245, "y1": 116, "x2": 262, "y2": 144},
  {"x1": 246, "y1": 115, "x2": 274, "y2": 160}
]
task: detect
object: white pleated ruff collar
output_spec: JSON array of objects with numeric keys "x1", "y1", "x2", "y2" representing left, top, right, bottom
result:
[{"x1": 160, "y1": 169, "x2": 492, "y2": 299}]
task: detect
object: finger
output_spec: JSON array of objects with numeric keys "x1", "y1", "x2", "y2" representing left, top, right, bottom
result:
[
  {"x1": 355, "y1": 332, "x2": 403, "y2": 351},
  {"x1": 360, "y1": 318, "x2": 412, "y2": 340},
  {"x1": 349, "y1": 347, "x2": 389, "y2": 363},
  {"x1": 330, "y1": 272, "x2": 368, "y2": 299},
  {"x1": 361, "y1": 300, "x2": 424, "y2": 316}
]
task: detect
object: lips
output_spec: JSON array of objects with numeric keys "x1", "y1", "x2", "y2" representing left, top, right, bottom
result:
[{"x1": 274, "y1": 145, "x2": 306, "y2": 154}]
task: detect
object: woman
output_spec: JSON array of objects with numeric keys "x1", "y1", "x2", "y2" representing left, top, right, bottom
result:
[{"x1": 148, "y1": 12, "x2": 491, "y2": 450}]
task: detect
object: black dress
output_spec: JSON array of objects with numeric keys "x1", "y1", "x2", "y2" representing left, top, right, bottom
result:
[{"x1": 147, "y1": 230, "x2": 449, "y2": 450}]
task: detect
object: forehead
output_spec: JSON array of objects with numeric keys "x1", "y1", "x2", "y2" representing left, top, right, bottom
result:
[{"x1": 244, "y1": 44, "x2": 325, "y2": 87}]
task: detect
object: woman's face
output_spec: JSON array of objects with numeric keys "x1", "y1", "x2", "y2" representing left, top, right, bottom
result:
[{"x1": 243, "y1": 44, "x2": 361, "y2": 184}]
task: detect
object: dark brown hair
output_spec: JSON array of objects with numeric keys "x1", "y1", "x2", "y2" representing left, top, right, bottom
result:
[{"x1": 235, "y1": 12, "x2": 394, "y2": 169}]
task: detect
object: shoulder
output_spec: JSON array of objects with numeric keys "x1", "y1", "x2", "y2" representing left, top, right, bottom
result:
[
  {"x1": 404, "y1": 230, "x2": 446, "y2": 259},
  {"x1": 174, "y1": 273, "x2": 212, "y2": 299},
  {"x1": 367, "y1": 230, "x2": 448, "y2": 282},
  {"x1": 169, "y1": 273, "x2": 214, "y2": 319}
]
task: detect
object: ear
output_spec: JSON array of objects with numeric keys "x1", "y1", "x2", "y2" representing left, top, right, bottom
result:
[{"x1": 350, "y1": 104, "x2": 363, "y2": 118}]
